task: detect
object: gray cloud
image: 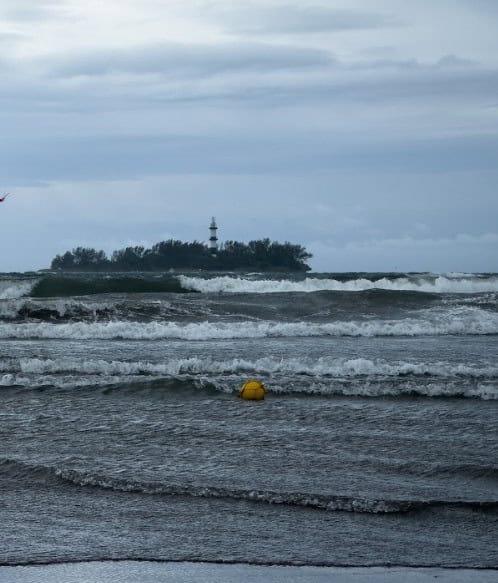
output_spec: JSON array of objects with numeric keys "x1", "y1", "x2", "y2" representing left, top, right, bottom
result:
[
  {"x1": 0, "y1": 31, "x2": 27, "y2": 45},
  {"x1": 206, "y1": 4, "x2": 398, "y2": 34},
  {"x1": 4, "y1": 46, "x2": 495, "y2": 116},
  {"x1": 460, "y1": 0, "x2": 498, "y2": 14},
  {"x1": 309, "y1": 232, "x2": 498, "y2": 272},
  {"x1": 48, "y1": 42, "x2": 333, "y2": 78},
  {"x1": 289, "y1": 66, "x2": 498, "y2": 105},
  {"x1": 2, "y1": 132, "x2": 497, "y2": 186},
  {"x1": 0, "y1": 0, "x2": 63, "y2": 21}
]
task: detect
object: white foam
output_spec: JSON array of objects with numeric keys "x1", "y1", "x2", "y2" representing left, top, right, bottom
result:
[
  {"x1": 178, "y1": 275, "x2": 498, "y2": 294},
  {"x1": 0, "y1": 299, "x2": 26, "y2": 319},
  {"x1": 5, "y1": 356, "x2": 497, "y2": 379},
  {"x1": 0, "y1": 298, "x2": 98, "y2": 320},
  {"x1": 0, "y1": 307, "x2": 496, "y2": 339},
  {"x1": 1, "y1": 356, "x2": 496, "y2": 399},
  {"x1": 0, "y1": 280, "x2": 35, "y2": 300}
]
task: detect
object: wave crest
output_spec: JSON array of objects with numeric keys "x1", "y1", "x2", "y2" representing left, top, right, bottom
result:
[
  {"x1": 1, "y1": 356, "x2": 496, "y2": 399},
  {"x1": 2, "y1": 356, "x2": 496, "y2": 379},
  {"x1": 2, "y1": 458, "x2": 495, "y2": 514},
  {"x1": 0, "y1": 307, "x2": 496, "y2": 339},
  {"x1": 178, "y1": 275, "x2": 498, "y2": 294},
  {"x1": 0, "y1": 280, "x2": 36, "y2": 300}
]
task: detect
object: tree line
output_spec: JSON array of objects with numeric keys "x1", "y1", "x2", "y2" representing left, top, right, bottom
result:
[{"x1": 50, "y1": 239, "x2": 312, "y2": 272}]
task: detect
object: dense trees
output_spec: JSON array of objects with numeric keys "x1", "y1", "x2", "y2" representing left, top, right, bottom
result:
[
  {"x1": 51, "y1": 247, "x2": 108, "y2": 270},
  {"x1": 216, "y1": 239, "x2": 311, "y2": 271},
  {"x1": 51, "y1": 239, "x2": 312, "y2": 272}
]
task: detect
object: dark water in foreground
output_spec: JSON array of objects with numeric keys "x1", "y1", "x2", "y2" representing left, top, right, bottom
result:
[{"x1": 0, "y1": 272, "x2": 497, "y2": 567}]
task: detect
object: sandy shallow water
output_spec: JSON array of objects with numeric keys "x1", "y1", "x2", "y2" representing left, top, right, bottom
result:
[{"x1": 1, "y1": 562, "x2": 497, "y2": 583}]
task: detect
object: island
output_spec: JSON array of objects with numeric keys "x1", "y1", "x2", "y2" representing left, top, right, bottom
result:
[{"x1": 50, "y1": 238, "x2": 312, "y2": 272}]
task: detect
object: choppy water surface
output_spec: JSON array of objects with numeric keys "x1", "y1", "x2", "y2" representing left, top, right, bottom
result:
[{"x1": 0, "y1": 272, "x2": 497, "y2": 567}]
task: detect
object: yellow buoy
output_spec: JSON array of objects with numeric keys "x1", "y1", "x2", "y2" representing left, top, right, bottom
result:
[{"x1": 239, "y1": 379, "x2": 266, "y2": 401}]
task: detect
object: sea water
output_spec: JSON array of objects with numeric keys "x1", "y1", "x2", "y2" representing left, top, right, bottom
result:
[{"x1": 0, "y1": 272, "x2": 497, "y2": 567}]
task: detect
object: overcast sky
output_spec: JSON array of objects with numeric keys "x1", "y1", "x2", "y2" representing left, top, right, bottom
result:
[{"x1": 1, "y1": 0, "x2": 497, "y2": 272}]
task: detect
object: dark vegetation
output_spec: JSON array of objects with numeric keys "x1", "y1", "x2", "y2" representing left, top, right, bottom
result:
[{"x1": 50, "y1": 239, "x2": 312, "y2": 272}]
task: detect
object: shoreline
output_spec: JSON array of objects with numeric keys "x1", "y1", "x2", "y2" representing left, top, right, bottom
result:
[
  {"x1": 0, "y1": 561, "x2": 496, "y2": 582},
  {"x1": 1, "y1": 557, "x2": 497, "y2": 569}
]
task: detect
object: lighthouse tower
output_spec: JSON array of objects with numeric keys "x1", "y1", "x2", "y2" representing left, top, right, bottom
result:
[{"x1": 209, "y1": 217, "x2": 218, "y2": 254}]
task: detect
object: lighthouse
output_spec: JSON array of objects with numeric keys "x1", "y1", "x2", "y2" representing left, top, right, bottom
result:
[{"x1": 209, "y1": 217, "x2": 218, "y2": 254}]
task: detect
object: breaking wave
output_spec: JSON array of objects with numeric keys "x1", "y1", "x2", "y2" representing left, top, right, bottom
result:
[
  {"x1": 0, "y1": 307, "x2": 496, "y2": 339},
  {"x1": 178, "y1": 275, "x2": 498, "y2": 294},
  {"x1": 0, "y1": 280, "x2": 36, "y2": 300},
  {"x1": 2, "y1": 458, "x2": 495, "y2": 514},
  {"x1": 2, "y1": 274, "x2": 497, "y2": 299},
  {"x1": 2, "y1": 356, "x2": 497, "y2": 379},
  {"x1": 0, "y1": 297, "x2": 207, "y2": 323},
  {"x1": 1, "y1": 356, "x2": 496, "y2": 399},
  {"x1": 0, "y1": 298, "x2": 118, "y2": 321}
]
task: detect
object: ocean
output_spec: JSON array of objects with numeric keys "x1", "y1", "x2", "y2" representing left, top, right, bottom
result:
[{"x1": 0, "y1": 272, "x2": 497, "y2": 568}]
